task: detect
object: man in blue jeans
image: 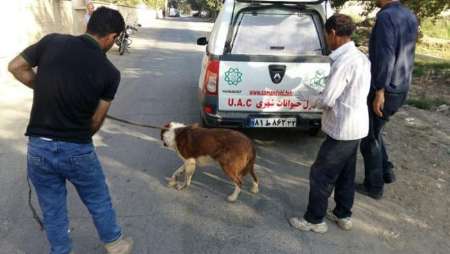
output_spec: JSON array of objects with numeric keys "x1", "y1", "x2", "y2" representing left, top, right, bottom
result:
[
  {"x1": 358, "y1": 0, "x2": 418, "y2": 200},
  {"x1": 8, "y1": 7, "x2": 133, "y2": 254}
]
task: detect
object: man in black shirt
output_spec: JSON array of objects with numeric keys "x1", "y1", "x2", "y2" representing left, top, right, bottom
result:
[{"x1": 8, "y1": 7, "x2": 133, "y2": 254}]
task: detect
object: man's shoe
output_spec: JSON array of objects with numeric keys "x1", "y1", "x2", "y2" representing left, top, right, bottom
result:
[
  {"x1": 383, "y1": 172, "x2": 396, "y2": 184},
  {"x1": 383, "y1": 162, "x2": 396, "y2": 184},
  {"x1": 326, "y1": 210, "x2": 352, "y2": 231},
  {"x1": 105, "y1": 236, "x2": 134, "y2": 254},
  {"x1": 355, "y1": 183, "x2": 383, "y2": 200},
  {"x1": 288, "y1": 217, "x2": 328, "y2": 234}
]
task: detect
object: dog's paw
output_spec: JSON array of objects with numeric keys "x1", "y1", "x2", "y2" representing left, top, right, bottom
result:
[
  {"x1": 250, "y1": 183, "x2": 259, "y2": 194},
  {"x1": 176, "y1": 183, "x2": 186, "y2": 191},
  {"x1": 227, "y1": 195, "x2": 238, "y2": 203},
  {"x1": 167, "y1": 180, "x2": 177, "y2": 188},
  {"x1": 166, "y1": 177, "x2": 177, "y2": 188}
]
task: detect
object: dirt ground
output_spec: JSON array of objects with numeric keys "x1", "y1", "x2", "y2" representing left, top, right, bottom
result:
[
  {"x1": 347, "y1": 14, "x2": 450, "y2": 249},
  {"x1": 409, "y1": 70, "x2": 450, "y2": 110},
  {"x1": 374, "y1": 77, "x2": 450, "y2": 249}
]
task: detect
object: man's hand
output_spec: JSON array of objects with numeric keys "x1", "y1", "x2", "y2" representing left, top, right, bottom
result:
[
  {"x1": 91, "y1": 100, "x2": 112, "y2": 135},
  {"x1": 373, "y1": 89, "x2": 385, "y2": 117},
  {"x1": 8, "y1": 55, "x2": 36, "y2": 89}
]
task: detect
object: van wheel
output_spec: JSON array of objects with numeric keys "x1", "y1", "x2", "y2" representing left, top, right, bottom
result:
[
  {"x1": 308, "y1": 127, "x2": 321, "y2": 136},
  {"x1": 200, "y1": 113, "x2": 209, "y2": 128}
]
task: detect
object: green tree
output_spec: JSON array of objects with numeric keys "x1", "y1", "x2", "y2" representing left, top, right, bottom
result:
[
  {"x1": 185, "y1": 0, "x2": 221, "y2": 16},
  {"x1": 332, "y1": 0, "x2": 449, "y2": 21},
  {"x1": 100, "y1": 0, "x2": 165, "y2": 9}
]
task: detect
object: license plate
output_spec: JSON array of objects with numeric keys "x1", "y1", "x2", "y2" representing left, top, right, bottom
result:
[{"x1": 249, "y1": 117, "x2": 297, "y2": 128}]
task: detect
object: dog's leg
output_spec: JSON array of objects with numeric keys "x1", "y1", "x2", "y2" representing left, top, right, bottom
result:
[
  {"x1": 221, "y1": 164, "x2": 243, "y2": 202},
  {"x1": 227, "y1": 184, "x2": 241, "y2": 203},
  {"x1": 167, "y1": 165, "x2": 184, "y2": 188},
  {"x1": 250, "y1": 167, "x2": 259, "y2": 194},
  {"x1": 176, "y1": 159, "x2": 196, "y2": 190},
  {"x1": 185, "y1": 159, "x2": 196, "y2": 187},
  {"x1": 250, "y1": 181, "x2": 259, "y2": 194}
]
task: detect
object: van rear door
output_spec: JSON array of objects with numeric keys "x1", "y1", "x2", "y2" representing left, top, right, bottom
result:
[{"x1": 218, "y1": 6, "x2": 330, "y2": 113}]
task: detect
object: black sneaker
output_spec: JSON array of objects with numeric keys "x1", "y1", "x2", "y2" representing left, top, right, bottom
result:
[
  {"x1": 383, "y1": 163, "x2": 396, "y2": 184},
  {"x1": 355, "y1": 183, "x2": 383, "y2": 200},
  {"x1": 383, "y1": 172, "x2": 396, "y2": 184}
]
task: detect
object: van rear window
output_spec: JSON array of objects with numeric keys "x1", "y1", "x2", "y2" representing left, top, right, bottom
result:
[{"x1": 231, "y1": 13, "x2": 322, "y2": 56}]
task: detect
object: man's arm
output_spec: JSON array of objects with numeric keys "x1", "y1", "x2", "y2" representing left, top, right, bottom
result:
[
  {"x1": 91, "y1": 100, "x2": 112, "y2": 135},
  {"x1": 91, "y1": 67, "x2": 120, "y2": 134},
  {"x1": 8, "y1": 34, "x2": 54, "y2": 88},
  {"x1": 313, "y1": 64, "x2": 350, "y2": 110},
  {"x1": 372, "y1": 16, "x2": 396, "y2": 91},
  {"x1": 8, "y1": 55, "x2": 36, "y2": 89},
  {"x1": 372, "y1": 15, "x2": 395, "y2": 117}
]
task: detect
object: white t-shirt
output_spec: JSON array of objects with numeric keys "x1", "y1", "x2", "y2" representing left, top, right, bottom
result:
[{"x1": 84, "y1": 14, "x2": 91, "y2": 25}]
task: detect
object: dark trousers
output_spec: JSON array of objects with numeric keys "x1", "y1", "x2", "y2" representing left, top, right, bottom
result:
[
  {"x1": 360, "y1": 90, "x2": 407, "y2": 194},
  {"x1": 304, "y1": 136, "x2": 360, "y2": 224}
]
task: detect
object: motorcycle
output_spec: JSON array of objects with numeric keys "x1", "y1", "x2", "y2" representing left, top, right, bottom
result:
[{"x1": 116, "y1": 23, "x2": 141, "y2": 55}]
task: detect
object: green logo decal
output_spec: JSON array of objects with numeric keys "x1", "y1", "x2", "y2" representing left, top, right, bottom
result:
[
  {"x1": 308, "y1": 70, "x2": 327, "y2": 91},
  {"x1": 224, "y1": 68, "x2": 243, "y2": 86}
]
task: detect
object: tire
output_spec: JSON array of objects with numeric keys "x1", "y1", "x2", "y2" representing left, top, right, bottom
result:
[
  {"x1": 200, "y1": 112, "x2": 210, "y2": 128},
  {"x1": 119, "y1": 41, "x2": 126, "y2": 55},
  {"x1": 308, "y1": 127, "x2": 321, "y2": 136}
]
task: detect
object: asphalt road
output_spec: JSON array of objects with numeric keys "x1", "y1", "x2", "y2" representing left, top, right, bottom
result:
[{"x1": 1, "y1": 17, "x2": 445, "y2": 254}]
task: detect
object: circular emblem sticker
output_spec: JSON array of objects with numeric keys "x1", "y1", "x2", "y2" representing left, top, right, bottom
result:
[{"x1": 224, "y1": 68, "x2": 243, "y2": 86}]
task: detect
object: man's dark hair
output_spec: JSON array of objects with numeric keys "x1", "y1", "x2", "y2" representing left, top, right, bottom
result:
[
  {"x1": 325, "y1": 14, "x2": 356, "y2": 37},
  {"x1": 87, "y1": 7, "x2": 125, "y2": 37}
]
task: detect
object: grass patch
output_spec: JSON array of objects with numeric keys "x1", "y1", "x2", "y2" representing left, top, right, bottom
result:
[
  {"x1": 407, "y1": 98, "x2": 448, "y2": 110},
  {"x1": 416, "y1": 45, "x2": 450, "y2": 60},
  {"x1": 421, "y1": 18, "x2": 450, "y2": 40},
  {"x1": 413, "y1": 56, "x2": 450, "y2": 77}
]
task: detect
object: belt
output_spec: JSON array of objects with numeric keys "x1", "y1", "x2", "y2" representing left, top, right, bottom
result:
[{"x1": 39, "y1": 137, "x2": 53, "y2": 141}]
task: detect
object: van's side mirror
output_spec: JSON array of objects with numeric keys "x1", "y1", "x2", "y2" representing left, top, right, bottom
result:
[{"x1": 197, "y1": 37, "x2": 208, "y2": 45}]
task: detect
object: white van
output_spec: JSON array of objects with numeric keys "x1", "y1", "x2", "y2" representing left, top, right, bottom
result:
[{"x1": 197, "y1": 0, "x2": 332, "y2": 133}]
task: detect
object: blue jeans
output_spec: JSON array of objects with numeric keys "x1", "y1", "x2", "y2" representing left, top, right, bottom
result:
[{"x1": 27, "y1": 137, "x2": 122, "y2": 254}]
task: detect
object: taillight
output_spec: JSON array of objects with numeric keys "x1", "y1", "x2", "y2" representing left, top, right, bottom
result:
[
  {"x1": 203, "y1": 105, "x2": 213, "y2": 114},
  {"x1": 203, "y1": 59, "x2": 219, "y2": 95}
]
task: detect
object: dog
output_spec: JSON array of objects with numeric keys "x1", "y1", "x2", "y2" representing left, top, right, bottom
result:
[{"x1": 160, "y1": 122, "x2": 259, "y2": 202}]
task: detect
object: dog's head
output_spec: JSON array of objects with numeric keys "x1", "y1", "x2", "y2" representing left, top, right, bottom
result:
[{"x1": 160, "y1": 122, "x2": 186, "y2": 148}]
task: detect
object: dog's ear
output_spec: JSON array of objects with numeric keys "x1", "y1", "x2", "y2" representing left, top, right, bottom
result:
[
  {"x1": 191, "y1": 123, "x2": 200, "y2": 128},
  {"x1": 163, "y1": 122, "x2": 171, "y2": 129}
]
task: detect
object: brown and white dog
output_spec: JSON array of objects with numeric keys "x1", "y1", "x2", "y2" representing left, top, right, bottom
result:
[{"x1": 160, "y1": 122, "x2": 259, "y2": 202}]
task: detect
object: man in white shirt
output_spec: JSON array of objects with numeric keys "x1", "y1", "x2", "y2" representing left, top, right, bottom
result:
[
  {"x1": 289, "y1": 14, "x2": 371, "y2": 233},
  {"x1": 84, "y1": 1, "x2": 95, "y2": 25}
]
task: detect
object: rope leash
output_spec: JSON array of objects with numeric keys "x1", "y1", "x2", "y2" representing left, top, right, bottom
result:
[
  {"x1": 27, "y1": 115, "x2": 166, "y2": 231},
  {"x1": 106, "y1": 115, "x2": 167, "y2": 130},
  {"x1": 27, "y1": 177, "x2": 44, "y2": 231}
]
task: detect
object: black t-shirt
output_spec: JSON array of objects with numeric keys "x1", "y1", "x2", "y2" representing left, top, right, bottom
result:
[{"x1": 21, "y1": 33, "x2": 120, "y2": 143}]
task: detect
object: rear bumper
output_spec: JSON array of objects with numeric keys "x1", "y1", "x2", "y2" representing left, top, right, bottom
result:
[{"x1": 202, "y1": 110, "x2": 321, "y2": 129}]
